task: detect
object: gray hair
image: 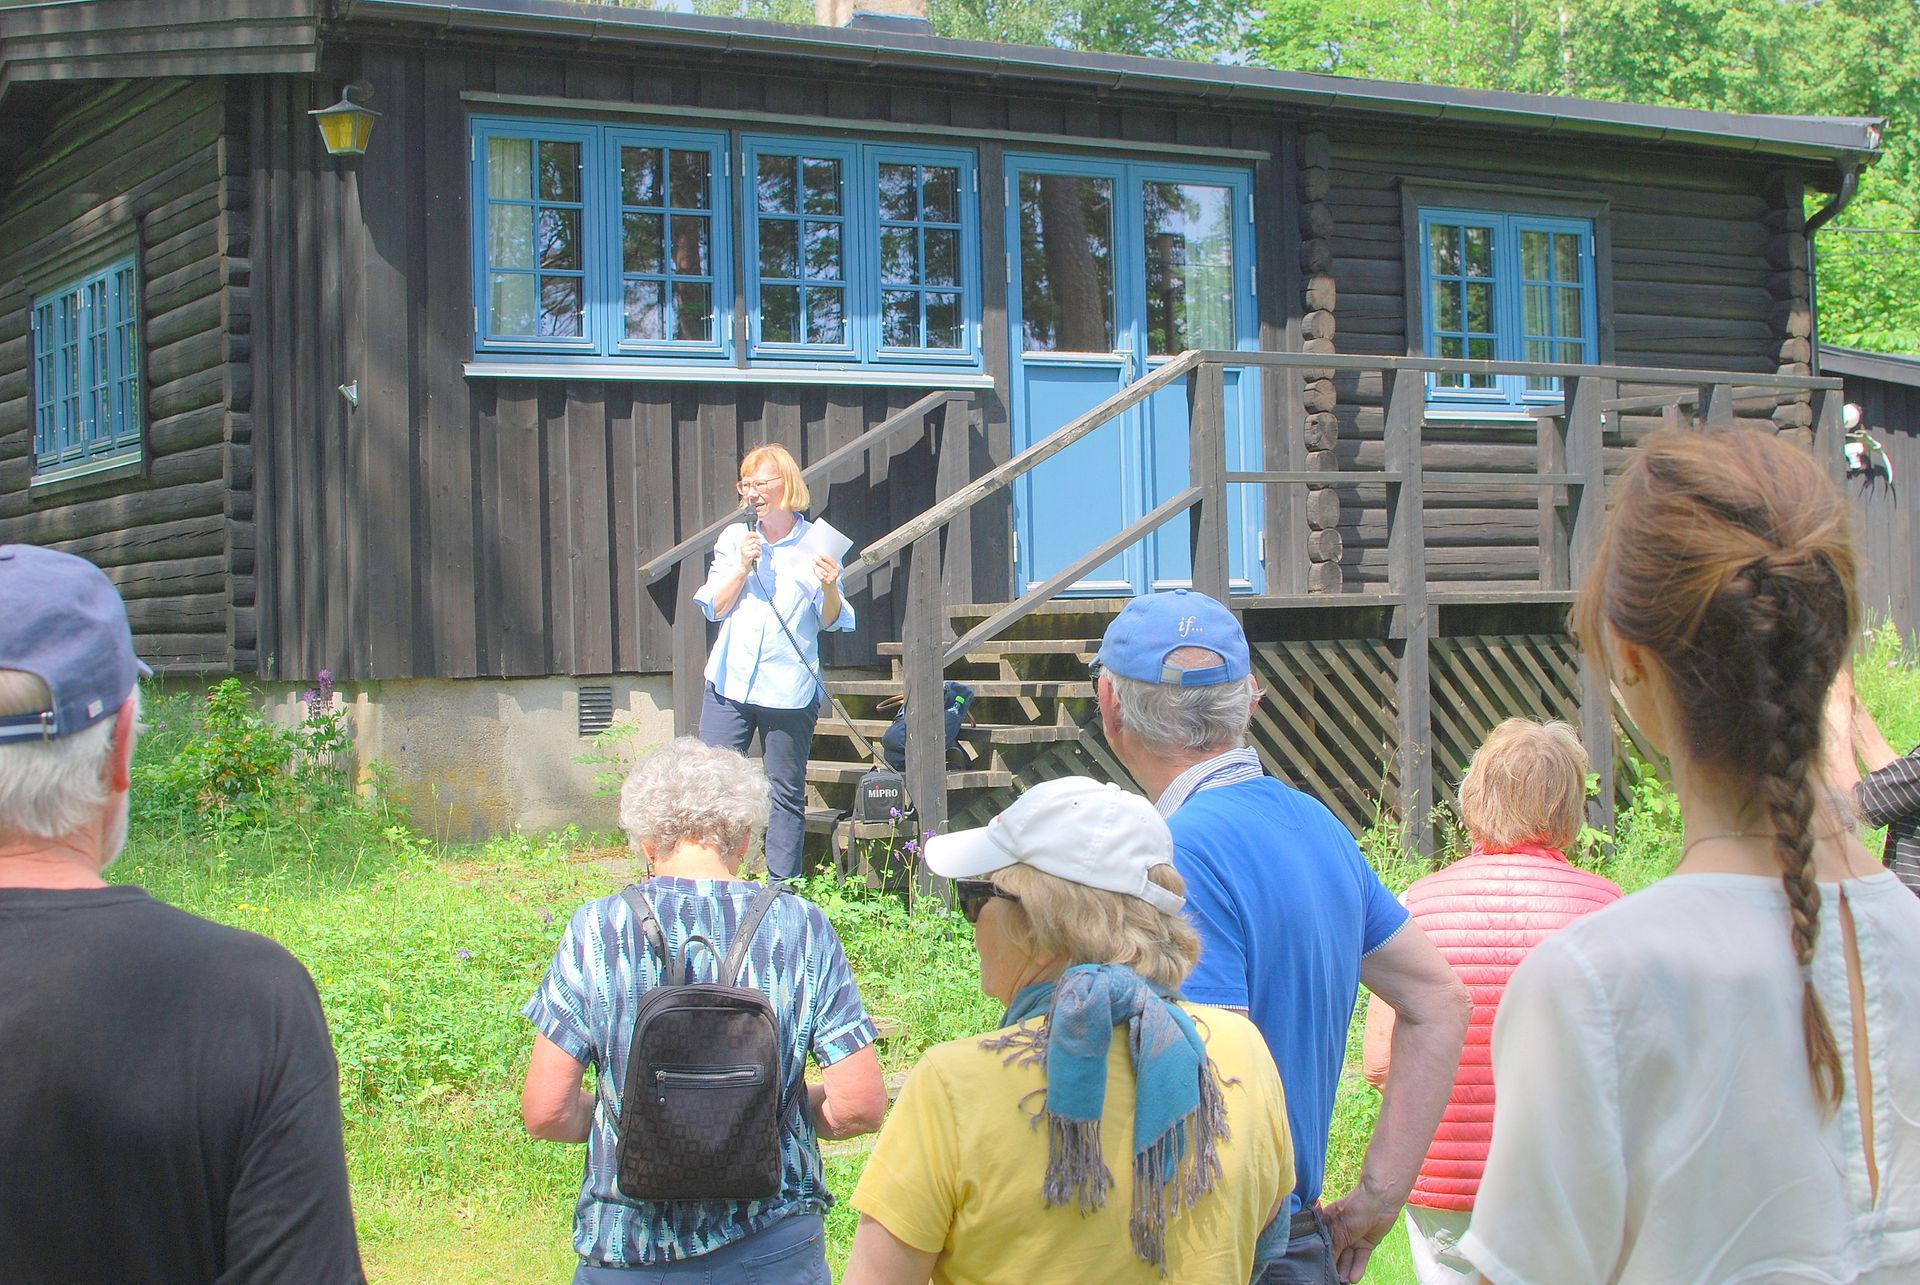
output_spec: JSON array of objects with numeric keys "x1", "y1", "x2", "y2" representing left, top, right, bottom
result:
[
  {"x1": 0, "y1": 671, "x2": 139, "y2": 846},
  {"x1": 1107, "y1": 646, "x2": 1251, "y2": 755},
  {"x1": 618, "y1": 737, "x2": 772, "y2": 860}
]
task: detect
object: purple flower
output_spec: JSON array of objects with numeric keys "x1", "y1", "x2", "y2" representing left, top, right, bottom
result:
[
  {"x1": 888, "y1": 807, "x2": 902, "y2": 819},
  {"x1": 456, "y1": 948, "x2": 472, "y2": 961},
  {"x1": 903, "y1": 839, "x2": 919, "y2": 854},
  {"x1": 540, "y1": 909, "x2": 554, "y2": 925}
]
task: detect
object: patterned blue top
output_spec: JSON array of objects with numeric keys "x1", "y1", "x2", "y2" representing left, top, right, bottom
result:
[{"x1": 524, "y1": 877, "x2": 878, "y2": 1266}]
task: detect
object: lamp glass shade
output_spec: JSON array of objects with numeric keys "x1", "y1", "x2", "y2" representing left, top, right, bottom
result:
[{"x1": 311, "y1": 99, "x2": 379, "y2": 156}]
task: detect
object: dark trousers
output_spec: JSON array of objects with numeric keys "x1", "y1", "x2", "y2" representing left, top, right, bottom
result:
[
  {"x1": 698, "y1": 683, "x2": 818, "y2": 883},
  {"x1": 573, "y1": 1213, "x2": 828, "y2": 1284},
  {"x1": 1256, "y1": 1204, "x2": 1340, "y2": 1285}
]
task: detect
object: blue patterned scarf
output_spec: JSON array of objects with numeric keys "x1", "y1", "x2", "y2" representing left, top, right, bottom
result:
[{"x1": 983, "y1": 963, "x2": 1230, "y2": 1271}]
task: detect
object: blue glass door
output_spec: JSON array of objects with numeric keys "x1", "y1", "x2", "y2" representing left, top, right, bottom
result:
[{"x1": 1008, "y1": 157, "x2": 1261, "y2": 596}]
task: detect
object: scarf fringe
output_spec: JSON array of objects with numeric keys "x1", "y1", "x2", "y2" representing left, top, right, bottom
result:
[{"x1": 980, "y1": 1002, "x2": 1235, "y2": 1275}]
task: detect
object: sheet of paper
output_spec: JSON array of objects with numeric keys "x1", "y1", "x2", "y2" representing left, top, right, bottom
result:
[{"x1": 791, "y1": 518, "x2": 853, "y2": 566}]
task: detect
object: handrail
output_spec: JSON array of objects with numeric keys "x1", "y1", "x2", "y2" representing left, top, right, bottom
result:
[
  {"x1": 860, "y1": 350, "x2": 1203, "y2": 569},
  {"x1": 1191, "y1": 348, "x2": 1843, "y2": 390},
  {"x1": 639, "y1": 388, "x2": 969, "y2": 582}
]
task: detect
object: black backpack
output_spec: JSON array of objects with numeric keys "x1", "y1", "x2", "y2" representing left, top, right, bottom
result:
[{"x1": 614, "y1": 882, "x2": 786, "y2": 1202}]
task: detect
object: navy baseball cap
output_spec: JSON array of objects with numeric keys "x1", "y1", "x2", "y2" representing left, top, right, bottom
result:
[
  {"x1": 0, "y1": 545, "x2": 150, "y2": 743},
  {"x1": 1095, "y1": 589, "x2": 1250, "y2": 687}
]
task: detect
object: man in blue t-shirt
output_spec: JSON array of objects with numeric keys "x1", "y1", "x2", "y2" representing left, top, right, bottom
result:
[{"x1": 1095, "y1": 590, "x2": 1469, "y2": 1284}]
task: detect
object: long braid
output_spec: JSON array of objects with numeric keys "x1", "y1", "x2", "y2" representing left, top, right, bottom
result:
[{"x1": 1730, "y1": 561, "x2": 1844, "y2": 1113}]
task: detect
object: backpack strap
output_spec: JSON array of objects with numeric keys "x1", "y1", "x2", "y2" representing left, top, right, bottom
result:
[
  {"x1": 620, "y1": 883, "x2": 685, "y2": 988},
  {"x1": 719, "y1": 883, "x2": 785, "y2": 987}
]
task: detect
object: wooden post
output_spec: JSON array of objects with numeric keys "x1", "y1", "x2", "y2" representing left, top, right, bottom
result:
[
  {"x1": 1537, "y1": 400, "x2": 1571, "y2": 590},
  {"x1": 1188, "y1": 360, "x2": 1230, "y2": 600},
  {"x1": 1814, "y1": 385, "x2": 1845, "y2": 482},
  {"x1": 1567, "y1": 377, "x2": 1615, "y2": 832},
  {"x1": 1383, "y1": 369, "x2": 1432, "y2": 856},
  {"x1": 667, "y1": 561, "x2": 705, "y2": 735},
  {"x1": 1703, "y1": 382, "x2": 1736, "y2": 428},
  {"x1": 1277, "y1": 356, "x2": 1310, "y2": 595},
  {"x1": 901, "y1": 530, "x2": 950, "y2": 899}
]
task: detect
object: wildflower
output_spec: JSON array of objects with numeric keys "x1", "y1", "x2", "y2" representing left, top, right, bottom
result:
[
  {"x1": 903, "y1": 839, "x2": 919, "y2": 854},
  {"x1": 889, "y1": 807, "x2": 902, "y2": 819},
  {"x1": 541, "y1": 909, "x2": 555, "y2": 925},
  {"x1": 456, "y1": 948, "x2": 472, "y2": 962}
]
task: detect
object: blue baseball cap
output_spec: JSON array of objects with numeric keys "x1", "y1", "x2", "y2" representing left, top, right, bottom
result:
[
  {"x1": 0, "y1": 545, "x2": 150, "y2": 744},
  {"x1": 1095, "y1": 589, "x2": 1250, "y2": 687}
]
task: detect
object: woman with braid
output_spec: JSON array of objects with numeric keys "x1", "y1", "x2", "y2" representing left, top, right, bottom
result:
[{"x1": 1460, "y1": 429, "x2": 1920, "y2": 1284}]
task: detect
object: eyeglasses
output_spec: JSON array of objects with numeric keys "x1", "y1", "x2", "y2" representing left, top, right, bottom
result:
[
  {"x1": 736, "y1": 476, "x2": 785, "y2": 495},
  {"x1": 954, "y1": 878, "x2": 1020, "y2": 925}
]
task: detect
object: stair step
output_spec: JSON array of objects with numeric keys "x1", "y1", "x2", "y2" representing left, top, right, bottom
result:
[
  {"x1": 874, "y1": 638, "x2": 1104, "y2": 657},
  {"x1": 806, "y1": 763, "x2": 1014, "y2": 789},
  {"x1": 943, "y1": 599, "x2": 1131, "y2": 617},
  {"x1": 816, "y1": 719, "x2": 1080, "y2": 745},
  {"x1": 828, "y1": 679, "x2": 1095, "y2": 699}
]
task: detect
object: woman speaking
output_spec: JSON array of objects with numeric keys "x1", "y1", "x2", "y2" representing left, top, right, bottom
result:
[{"x1": 694, "y1": 444, "x2": 853, "y2": 884}]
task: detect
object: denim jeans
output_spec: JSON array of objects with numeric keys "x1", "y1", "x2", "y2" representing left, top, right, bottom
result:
[
  {"x1": 572, "y1": 1213, "x2": 829, "y2": 1285},
  {"x1": 698, "y1": 683, "x2": 819, "y2": 883},
  {"x1": 1255, "y1": 1204, "x2": 1340, "y2": 1285}
]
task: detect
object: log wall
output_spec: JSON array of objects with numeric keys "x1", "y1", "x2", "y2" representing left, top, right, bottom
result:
[{"x1": 0, "y1": 79, "x2": 252, "y2": 675}]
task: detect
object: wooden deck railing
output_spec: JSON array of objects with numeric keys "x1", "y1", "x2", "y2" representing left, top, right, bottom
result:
[{"x1": 854, "y1": 350, "x2": 1845, "y2": 853}]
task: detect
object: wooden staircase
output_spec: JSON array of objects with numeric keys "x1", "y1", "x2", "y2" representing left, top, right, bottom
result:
[{"x1": 803, "y1": 599, "x2": 1138, "y2": 846}]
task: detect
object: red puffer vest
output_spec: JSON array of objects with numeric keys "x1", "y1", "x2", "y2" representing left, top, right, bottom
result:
[{"x1": 1399, "y1": 845, "x2": 1621, "y2": 1211}]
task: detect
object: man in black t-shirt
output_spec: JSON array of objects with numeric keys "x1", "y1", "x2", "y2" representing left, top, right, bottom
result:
[{"x1": 0, "y1": 545, "x2": 364, "y2": 1284}]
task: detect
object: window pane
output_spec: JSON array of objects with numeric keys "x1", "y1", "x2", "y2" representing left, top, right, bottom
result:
[
  {"x1": 538, "y1": 141, "x2": 580, "y2": 202},
  {"x1": 1556, "y1": 341, "x2": 1582, "y2": 365},
  {"x1": 882, "y1": 289, "x2": 918, "y2": 347},
  {"x1": 803, "y1": 159, "x2": 840, "y2": 215},
  {"x1": 624, "y1": 212, "x2": 663, "y2": 274},
  {"x1": 1463, "y1": 226, "x2": 1492, "y2": 277},
  {"x1": 1435, "y1": 280, "x2": 1461, "y2": 329},
  {"x1": 1556, "y1": 286, "x2": 1584, "y2": 338},
  {"x1": 1523, "y1": 284, "x2": 1549, "y2": 335},
  {"x1": 760, "y1": 220, "x2": 798, "y2": 279},
  {"x1": 1465, "y1": 282, "x2": 1492, "y2": 334},
  {"x1": 624, "y1": 279, "x2": 665, "y2": 341},
  {"x1": 488, "y1": 205, "x2": 534, "y2": 269},
  {"x1": 924, "y1": 228, "x2": 958, "y2": 287},
  {"x1": 489, "y1": 272, "x2": 536, "y2": 335},
  {"x1": 881, "y1": 227, "x2": 917, "y2": 284},
  {"x1": 1429, "y1": 225, "x2": 1460, "y2": 276},
  {"x1": 926, "y1": 291, "x2": 962, "y2": 349},
  {"x1": 670, "y1": 150, "x2": 709, "y2": 210},
  {"x1": 671, "y1": 215, "x2": 710, "y2": 275},
  {"x1": 539, "y1": 278, "x2": 582, "y2": 337},
  {"x1": 1144, "y1": 182, "x2": 1234, "y2": 354},
  {"x1": 1018, "y1": 173, "x2": 1114, "y2": 352},
  {"x1": 1521, "y1": 230, "x2": 1549, "y2": 280},
  {"x1": 922, "y1": 166, "x2": 959, "y2": 223},
  {"x1": 622, "y1": 146, "x2": 662, "y2": 206},
  {"x1": 804, "y1": 221, "x2": 841, "y2": 279},
  {"x1": 762, "y1": 284, "x2": 799, "y2": 342},
  {"x1": 674, "y1": 282, "x2": 713, "y2": 341},
  {"x1": 757, "y1": 155, "x2": 797, "y2": 214},
  {"x1": 1467, "y1": 337, "x2": 1494, "y2": 387},
  {"x1": 879, "y1": 163, "x2": 916, "y2": 222},
  {"x1": 487, "y1": 137, "x2": 532, "y2": 200},
  {"x1": 537, "y1": 209, "x2": 580, "y2": 270},
  {"x1": 1555, "y1": 232, "x2": 1581, "y2": 280},
  {"x1": 806, "y1": 287, "x2": 844, "y2": 344}
]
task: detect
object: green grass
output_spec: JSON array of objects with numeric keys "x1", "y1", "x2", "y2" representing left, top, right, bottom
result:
[{"x1": 104, "y1": 643, "x2": 1917, "y2": 1283}]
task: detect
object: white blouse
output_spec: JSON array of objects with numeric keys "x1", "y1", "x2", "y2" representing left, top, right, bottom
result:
[{"x1": 1461, "y1": 871, "x2": 1920, "y2": 1284}]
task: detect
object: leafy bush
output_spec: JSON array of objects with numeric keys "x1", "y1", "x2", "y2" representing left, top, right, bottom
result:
[{"x1": 136, "y1": 676, "x2": 357, "y2": 834}]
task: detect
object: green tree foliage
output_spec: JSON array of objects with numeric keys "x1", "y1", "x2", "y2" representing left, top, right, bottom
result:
[{"x1": 1252, "y1": 0, "x2": 1920, "y2": 353}]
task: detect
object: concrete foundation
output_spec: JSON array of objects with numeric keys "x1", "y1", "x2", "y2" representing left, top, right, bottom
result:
[{"x1": 255, "y1": 676, "x2": 677, "y2": 843}]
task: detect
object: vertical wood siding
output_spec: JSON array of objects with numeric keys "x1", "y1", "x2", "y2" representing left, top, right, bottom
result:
[
  {"x1": 1841, "y1": 374, "x2": 1919, "y2": 642},
  {"x1": 0, "y1": 79, "x2": 250, "y2": 675}
]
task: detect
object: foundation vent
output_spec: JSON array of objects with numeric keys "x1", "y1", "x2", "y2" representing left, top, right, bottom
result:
[{"x1": 578, "y1": 686, "x2": 615, "y2": 738}]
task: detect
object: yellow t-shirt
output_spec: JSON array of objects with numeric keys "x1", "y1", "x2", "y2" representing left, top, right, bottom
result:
[{"x1": 852, "y1": 1002, "x2": 1292, "y2": 1285}]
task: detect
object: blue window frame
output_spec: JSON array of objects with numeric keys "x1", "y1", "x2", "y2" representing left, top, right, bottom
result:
[
  {"x1": 1418, "y1": 208, "x2": 1597, "y2": 411},
  {"x1": 745, "y1": 136, "x2": 980, "y2": 367},
  {"x1": 471, "y1": 118, "x2": 731, "y2": 360},
  {"x1": 32, "y1": 256, "x2": 142, "y2": 474}
]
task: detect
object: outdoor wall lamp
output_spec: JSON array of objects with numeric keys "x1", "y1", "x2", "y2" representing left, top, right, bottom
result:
[{"x1": 311, "y1": 82, "x2": 380, "y2": 157}]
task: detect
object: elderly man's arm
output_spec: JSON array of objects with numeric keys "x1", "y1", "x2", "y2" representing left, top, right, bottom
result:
[
  {"x1": 522, "y1": 1034, "x2": 597, "y2": 1143},
  {"x1": 1325, "y1": 922, "x2": 1471, "y2": 1281},
  {"x1": 807, "y1": 1044, "x2": 887, "y2": 1140}
]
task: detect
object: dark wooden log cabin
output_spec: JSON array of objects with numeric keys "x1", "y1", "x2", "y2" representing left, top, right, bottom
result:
[
  {"x1": 0, "y1": 0, "x2": 1880, "y2": 839},
  {"x1": 1822, "y1": 344, "x2": 1920, "y2": 644}
]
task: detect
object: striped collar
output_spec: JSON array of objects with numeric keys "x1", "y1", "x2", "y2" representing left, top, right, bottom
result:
[{"x1": 1154, "y1": 747, "x2": 1265, "y2": 818}]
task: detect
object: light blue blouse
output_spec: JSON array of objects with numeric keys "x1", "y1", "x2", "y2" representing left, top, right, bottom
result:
[{"x1": 693, "y1": 517, "x2": 855, "y2": 711}]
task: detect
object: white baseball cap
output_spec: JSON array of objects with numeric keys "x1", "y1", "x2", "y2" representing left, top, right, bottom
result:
[{"x1": 924, "y1": 777, "x2": 1184, "y2": 916}]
